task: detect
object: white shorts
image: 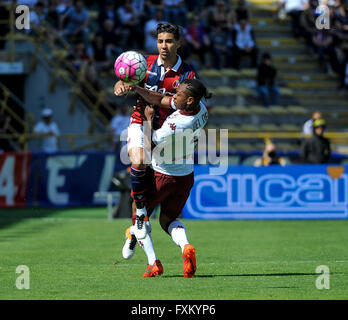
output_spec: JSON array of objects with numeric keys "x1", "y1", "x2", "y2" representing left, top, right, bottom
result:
[
  {"x1": 127, "y1": 123, "x2": 144, "y2": 152},
  {"x1": 127, "y1": 123, "x2": 152, "y2": 165}
]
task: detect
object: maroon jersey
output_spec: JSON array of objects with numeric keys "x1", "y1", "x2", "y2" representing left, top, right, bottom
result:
[{"x1": 130, "y1": 54, "x2": 196, "y2": 129}]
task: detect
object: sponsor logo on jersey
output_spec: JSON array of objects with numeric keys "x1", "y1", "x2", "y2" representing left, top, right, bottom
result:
[{"x1": 144, "y1": 84, "x2": 175, "y2": 96}]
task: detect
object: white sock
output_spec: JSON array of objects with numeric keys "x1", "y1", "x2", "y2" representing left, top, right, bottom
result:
[
  {"x1": 136, "y1": 221, "x2": 156, "y2": 265},
  {"x1": 168, "y1": 220, "x2": 189, "y2": 253},
  {"x1": 130, "y1": 221, "x2": 151, "y2": 234},
  {"x1": 136, "y1": 206, "x2": 147, "y2": 217}
]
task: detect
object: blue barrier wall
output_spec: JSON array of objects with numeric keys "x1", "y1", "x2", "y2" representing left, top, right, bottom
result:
[
  {"x1": 26, "y1": 152, "x2": 127, "y2": 207},
  {"x1": 183, "y1": 165, "x2": 348, "y2": 220},
  {"x1": 1, "y1": 152, "x2": 347, "y2": 221},
  {"x1": 0, "y1": 152, "x2": 127, "y2": 208}
]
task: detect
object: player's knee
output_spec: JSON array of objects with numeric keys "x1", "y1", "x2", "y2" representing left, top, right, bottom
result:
[
  {"x1": 129, "y1": 148, "x2": 147, "y2": 170},
  {"x1": 159, "y1": 215, "x2": 173, "y2": 235}
]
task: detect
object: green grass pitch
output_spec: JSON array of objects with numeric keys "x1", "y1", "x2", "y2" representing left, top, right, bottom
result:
[{"x1": 1, "y1": 207, "x2": 348, "y2": 300}]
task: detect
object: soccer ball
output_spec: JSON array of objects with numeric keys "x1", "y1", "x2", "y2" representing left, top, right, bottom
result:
[{"x1": 114, "y1": 51, "x2": 147, "y2": 84}]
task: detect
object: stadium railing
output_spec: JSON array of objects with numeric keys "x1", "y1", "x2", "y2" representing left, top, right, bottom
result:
[
  {"x1": 1, "y1": 131, "x2": 347, "y2": 152},
  {"x1": 0, "y1": 132, "x2": 112, "y2": 151},
  {"x1": 0, "y1": 3, "x2": 116, "y2": 134},
  {"x1": 0, "y1": 82, "x2": 35, "y2": 150}
]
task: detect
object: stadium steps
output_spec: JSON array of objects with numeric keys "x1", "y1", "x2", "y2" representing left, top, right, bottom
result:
[
  {"x1": 251, "y1": 17, "x2": 288, "y2": 25},
  {"x1": 208, "y1": 105, "x2": 308, "y2": 127},
  {"x1": 248, "y1": 4, "x2": 277, "y2": 14},
  {"x1": 280, "y1": 73, "x2": 336, "y2": 81},
  {"x1": 272, "y1": 55, "x2": 317, "y2": 63},
  {"x1": 250, "y1": 1, "x2": 348, "y2": 132},
  {"x1": 203, "y1": 0, "x2": 348, "y2": 142},
  {"x1": 287, "y1": 82, "x2": 338, "y2": 89},
  {"x1": 273, "y1": 63, "x2": 323, "y2": 71},
  {"x1": 248, "y1": 0, "x2": 279, "y2": 6},
  {"x1": 257, "y1": 38, "x2": 299, "y2": 46}
]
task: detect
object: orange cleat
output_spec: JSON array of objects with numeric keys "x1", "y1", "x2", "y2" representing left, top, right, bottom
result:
[
  {"x1": 142, "y1": 260, "x2": 164, "y2": 278},
  {"x1": 182, "y1": 244, "x2": 196, "y2": 278}
]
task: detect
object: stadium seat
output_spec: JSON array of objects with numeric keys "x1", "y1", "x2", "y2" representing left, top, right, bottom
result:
[
  {"x1": 269, "y1": 105, "x2": 288, "y2": 114},
  {"x1": 287, "y1": 105, "x2": 307, "y2": 115},
  {"x1": 288, "y1": 82, "x2": 337, "y2": 89},
  {"x1": 214, "y1": 87, "x2": 236, "y2": 95},
  {"x1": 221, "y1": 69, "x2": 241, "y2": 77},
  {"x1": 231, "y1": 106, "x2": 251, "y2": 115},
  {"x1": 248, "y1": 0, "x2": 281, "y2": 6},
  {"x1": 241, "y1": 124, "x2": 258, "y2": 131},
  {"x1": 249, "y1": 105, "x2": 268, "y2": 115},
  {"x1": 225, "y1": 124, "x2": 240, "y2": 132},
  {"x1": 235, "y1": 87, "x2": 254, "y2": 96},
  {"x1": 279, "y1": 88, "x2": 294, "y2": 96},
  {"x1": 260, "y1": 123, "x2": 280, "y2": 131},
  {"x1": 232, "y1": 142, "x2": 257, "y2": 151},
  {"x1": 199, "y1": 69, "x2": 223, "y2": 77},
  {"x1": 276, "y1": 142, "x2": 298, "y2": 151},
  {"x1": 240, "y1": 69, "x2": 257, "y2": 78},
  {"x1": 253, "y1": 142, "x2": 267, "y2": 151},
  {"x1": 258, "y1": 38, "x2": 298, "y2": 46},
  {"x1": 280, "y1": 123, "x2": 300, "y2": 132},
  {"x1": 210, "y1": 106, "x2": 234, "y2": 116}
]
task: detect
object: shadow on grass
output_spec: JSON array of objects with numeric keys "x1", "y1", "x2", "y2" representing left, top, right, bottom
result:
[
  {"x1": 0, "y1": 207, "x2": 60, "y2": 232},
  {"x1": 163, "y1": 272, "x2": 324, "y2": 278}
]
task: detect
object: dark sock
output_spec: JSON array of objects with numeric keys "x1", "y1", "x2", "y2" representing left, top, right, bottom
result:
[{"x1": 130, "y1": 167, "x2": 147, "y2": 205}]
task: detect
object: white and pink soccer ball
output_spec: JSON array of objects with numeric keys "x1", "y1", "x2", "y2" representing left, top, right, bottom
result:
[{"x1": 114, "y1": 51, "x2": 147, "y2": 84}]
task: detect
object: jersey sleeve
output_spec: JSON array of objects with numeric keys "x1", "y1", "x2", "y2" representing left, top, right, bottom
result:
[
  {"x1": 152, "y1": 120, "x2": 175, "y2": 145},
  {"x1": 168, "y1": 97, "x2": 176, "y2": 110}
]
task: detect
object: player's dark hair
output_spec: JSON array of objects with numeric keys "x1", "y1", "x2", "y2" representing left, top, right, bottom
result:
[
  {"x1": 156, "y1": 23, "x2": 180, "y2": 40},
  {"x1": 181, "y1": 79, "x2": 212, "y2": 103}
]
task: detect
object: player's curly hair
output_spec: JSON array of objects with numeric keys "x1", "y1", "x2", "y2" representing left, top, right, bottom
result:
[
  {"x1": 181, "y1": 79, "x2": 212, "y2": 103},
  {"x1": 156, "y1": 23, "x2": 180, "y2": 40}
]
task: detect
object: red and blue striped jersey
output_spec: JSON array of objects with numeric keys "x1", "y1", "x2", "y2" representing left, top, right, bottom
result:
[{"x1": 130, "y1": 54, "x2": 196, "y2": 129}]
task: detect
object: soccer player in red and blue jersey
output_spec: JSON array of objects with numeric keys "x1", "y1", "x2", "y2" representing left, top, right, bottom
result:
[{"x1": 114, "y1": 23, "x2": 196, "y2": 263}]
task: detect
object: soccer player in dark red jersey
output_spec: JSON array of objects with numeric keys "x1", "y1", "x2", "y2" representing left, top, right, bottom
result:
[
  {"x1": 118, "y1": 79, "x2": 210, "y2": 277},
  {"x1": 114, "y1": 23, "x2": 196, "y2": 247},
  {"x1": 132, "y1": 79, "x2": 210, "y2": 278}
]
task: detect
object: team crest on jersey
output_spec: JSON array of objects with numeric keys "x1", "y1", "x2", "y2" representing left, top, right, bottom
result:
[
  {"x1": 173, "y1": 80, "x2": 180, "y2": 89},
  {"x1": 169, "y1": 123, "x2": 177, "y2": 131}
]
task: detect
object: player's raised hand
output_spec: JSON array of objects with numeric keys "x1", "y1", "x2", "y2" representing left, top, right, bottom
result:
[
  {"x1": 113, "y1": 81, "x2": 133, "y2": 96},
  {"x1": 144, "y1": 105, "x2": 155, "y2": 122}
]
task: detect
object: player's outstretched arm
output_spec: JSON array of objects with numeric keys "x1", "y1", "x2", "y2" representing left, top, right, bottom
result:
[
  {"x1": 133, "y1": 85, "x2": 171, "y2": 109},
  {"x1": 143, "y1": 105, "x2": 155, "y2": 148},
  {"x1": 113, "y1": 80, "x2": 133, "y2": 96}
]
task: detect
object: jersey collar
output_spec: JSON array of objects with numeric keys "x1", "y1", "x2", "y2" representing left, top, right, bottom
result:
[
  {"x1": 157, "y1": 55, "x2": 182, "y2": 72},
  {"x1": 180, "y1": 106, "x2": 201, "y2": 116}
]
